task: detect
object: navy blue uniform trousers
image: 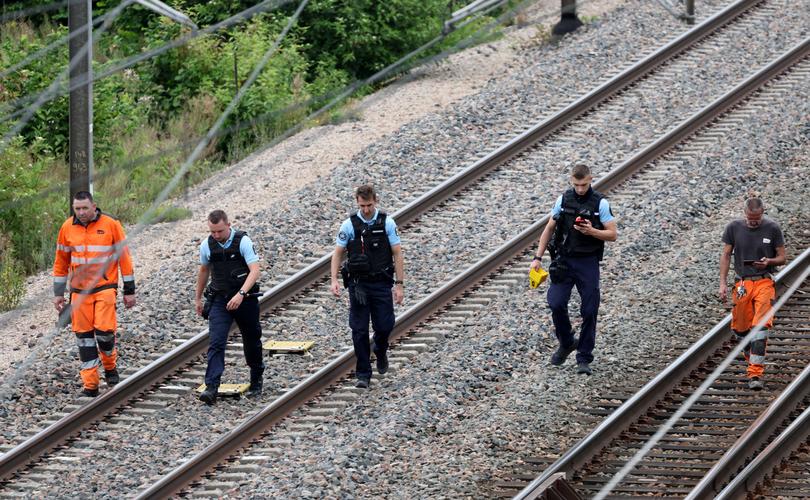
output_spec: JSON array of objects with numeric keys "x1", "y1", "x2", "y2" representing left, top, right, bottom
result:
[
  {"x1": 547, "y1": 254, "x2": 601, "y2": 364},
  {"x1": 205, "y1": 295, "x2": 265, "y2": 388},
  {"x1": 349, "y1": 281, "x2": 395, "y2": 380}
]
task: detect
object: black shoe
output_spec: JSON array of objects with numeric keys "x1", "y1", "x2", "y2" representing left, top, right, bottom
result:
[
  {"x1": 246, "y1": 367, "x2": 264, "y2": 398},
  {"x1": 104, "y1": 368, "x2": 120, "y2": 386},
  {"x1": 246, "y1": 381, "x2": 263, "y2": 398},
  {"x1": 748, "y1": 377, "x2": 764, "y2": 390},
  {"x1": 355, "y1": 378, "x2": 370, "y2": 389},
  {"x1": 550, "y1": 338, "x2": 579, "y2": 366},
  {"x1": 199, "y1": 386, "x2": 218, "y2": 405},
  {"x1": 376, "y1": 351, "x2": 389, "y2": 375},
  {"x1": 81, "y1": 387, "x2": 99, "y2": 397},
  {"x1": 577, "y1": 363, "x2": 592, "y2": 375}
]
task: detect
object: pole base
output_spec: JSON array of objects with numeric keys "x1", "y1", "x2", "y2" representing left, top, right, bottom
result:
[{"x1": 552, "y1": 13, "x2": 583, "y2": 35}]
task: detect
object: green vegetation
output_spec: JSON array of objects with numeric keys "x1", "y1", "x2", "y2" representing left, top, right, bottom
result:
[{"x1": 0, "y1": 0, "x2": 506, "y2": 310}]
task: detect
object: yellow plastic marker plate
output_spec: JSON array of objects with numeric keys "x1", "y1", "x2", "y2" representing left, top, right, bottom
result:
[
  {"x1": 196, "y1": 383, "x2": 249, "y2": 396},
  {"x1": 263, "y1": 340, "x2": 314, "y2": 354}
]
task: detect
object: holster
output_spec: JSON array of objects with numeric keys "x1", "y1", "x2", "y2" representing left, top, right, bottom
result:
[
  {"x1": 548, "y1": 258, "x2": 569, "y2": 284},
  {"x1": 202, "y1": 286, "x2": 214, "y2": 320}
]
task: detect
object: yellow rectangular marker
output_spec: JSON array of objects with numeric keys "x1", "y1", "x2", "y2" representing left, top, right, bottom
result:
[
  {"x1": 263, "y1": 340, "x2": 314, "y2": 354},
  {"x1": 196, "y1": 383, "x2": 249, "y2": 396}
]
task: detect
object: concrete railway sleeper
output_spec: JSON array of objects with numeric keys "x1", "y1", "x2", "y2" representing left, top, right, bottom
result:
[{"x1": 0, "y1": 2, "x2": 808, "y2": 496}]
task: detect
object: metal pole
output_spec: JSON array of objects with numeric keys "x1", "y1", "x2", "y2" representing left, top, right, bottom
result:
[
  {"x1": 552, "y1": 0, "x2": 583, "y2": 35},
  {"x1": 68, "y1": 0, "x2": 94, "y2": 205},
  {"x1": 685, "y1": 0, "x2": 695, "y2": 24}
]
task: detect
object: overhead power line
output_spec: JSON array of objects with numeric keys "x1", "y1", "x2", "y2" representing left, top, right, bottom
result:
[
  {"x1": 0, "y1": 0, "x2": 561, "y2": 407},
  {"x1": 0, "y1": 0, "x2": 297, "y2": 123},
  {"x1": 0, "y1": 0, "x2": 70, "y2": 23}
]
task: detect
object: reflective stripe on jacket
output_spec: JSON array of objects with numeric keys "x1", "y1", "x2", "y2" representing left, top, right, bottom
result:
[{"x1": 53, "y1": 210, "x2": 135, "y2": 295}]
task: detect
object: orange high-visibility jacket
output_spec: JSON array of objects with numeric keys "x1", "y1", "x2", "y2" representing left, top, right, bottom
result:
[{"x1": 53, "y1": 210, "x2": 135, "y2": 296}]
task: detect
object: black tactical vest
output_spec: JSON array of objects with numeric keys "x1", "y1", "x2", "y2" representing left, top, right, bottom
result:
[
  {"x1": 346, "y1": 213, "x2": 394, "y2": 281},
  {"x1": 552, "y1": 188, "x2": 607, "y2": 260},
  {"x1": 208, "y1": 230, "x2": 258, "y2": 294}
]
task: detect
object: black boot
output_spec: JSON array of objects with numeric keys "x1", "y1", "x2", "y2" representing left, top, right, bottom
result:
[
  {"x1": 376, "y1": 351, "x2": 389, "y2": 375},
  {"x1": 199, "y1": 385, "x2": 218, "y2": 405},
  {"x1": 105, "y1": 368, "x2": 120, "y2": 386},
  {"x1": 81, "y1": 387, "x2": 99, "y2": 397},
  {"x1": 246, "y1": 367, "x2": 264, "y2": 398}
]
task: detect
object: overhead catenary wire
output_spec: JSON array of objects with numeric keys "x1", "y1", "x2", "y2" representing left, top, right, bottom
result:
[
  {"x1": 0, "y1": 7, "x2": 115, "y2": 81},
  {"x1": 0, "y1": 0, "x2": 70, "y2": 23},
  {"x1": 0, "y1": 0, "x2": 135, "y2": 155},
  {"x1": 0, "y1": 0, "x2": 555, "y2": 403},
  {"x1": 0, "y1": 0, "x2": 298, "y2": 122},
  {"x1": 593, "y1": 263, "x2": 810, "y2": 499},
  {"x1": 0, "y1": 0, "x2": 555, "y2": 214}
]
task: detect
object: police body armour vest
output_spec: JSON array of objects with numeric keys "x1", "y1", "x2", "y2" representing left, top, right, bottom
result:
[
  {"x1": 554, "y1": 188, "x2": 607, "y2": 259},
  {"x1": 208, "y1": 230, "x2": 256, "y2": 294},
  {"x1": 346, "y1": 213, "x2": 394, "y2": 279}
]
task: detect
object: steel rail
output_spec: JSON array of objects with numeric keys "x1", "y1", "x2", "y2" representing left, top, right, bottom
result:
[
  {"x1": 714, "y1": 401, "x2": 810, "y2": 499},
  {"x1": 687, "y1": 361, "x2": 810, "y2": 499},
  {"x1": 513, "y1": 37, "x2": 810, "y2": 500},
  {"x1": 515, "y1": 247, "x2": 810, "y2": 499},
  {"x1": 0, "y1": 0, "x2": 768, "y2": 483},
  {"x1": 135, "y1": 30, "x2": 810, "y2": 500}
]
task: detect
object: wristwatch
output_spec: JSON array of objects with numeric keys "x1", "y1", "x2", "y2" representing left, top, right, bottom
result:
[
  {"x1": 238, "y1": 290, "x2": 247, "y2": 296},
  {"x1": 394, "y1": 280, "x2": 404, "y2": 285}
]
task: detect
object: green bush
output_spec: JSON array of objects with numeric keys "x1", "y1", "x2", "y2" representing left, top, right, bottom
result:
[
  {"x1": 0, "y1": 137, "x2": 65, "y2": 274},
  {"x1": 0, "y1": 0, "x2": 509, "y2": 310},
  {"x1": 0, "y1": 235, "x2": 26, "y2": 312}
]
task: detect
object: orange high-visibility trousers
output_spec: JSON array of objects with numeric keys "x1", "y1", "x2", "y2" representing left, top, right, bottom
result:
[
  {"x1": 731, "y1": 278, "x2": 775, "y2": 379},
  {"x1": 70, "y1": 288, "x2": 118, "y2": 390}
]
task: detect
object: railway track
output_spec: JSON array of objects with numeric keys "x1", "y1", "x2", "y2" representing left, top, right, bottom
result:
[
  {"x1": 142, "y1": 35, "x2": 810, "y2": 500},
  {"x1": 714, "y1": 397, "x2": 810, "y2": 499},
  {"x1": 508, "y1": 242, "x2": 810, "y2": 499},
  {"x1": 1, "y1": 0, "x2": 808, "y2": 496}
]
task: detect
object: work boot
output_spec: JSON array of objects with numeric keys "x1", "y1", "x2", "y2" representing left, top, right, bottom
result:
[
  {"x1": 577, "y1": 363, "x2": 592, "y2": 376},
  {"x1": 376, "y1": 351, "x2": 389, "y2": 375},
  {"x1": 104, "y1": 368, "x2": 120, "y2": 386},
  {"x1": 246, "y1": 367, "x2": 264, "y2": 398},
  {"x1": 81, "y1": 387, "x2": 99, "y2": 398},
  {"x1": 748, "y1": 377, "x2": 764, "y2": 391},
  {"x1": 355, "y1": 377, "x2": 370, "y2": 389},
  {"x1": 199, "y1": 385, "x2": 218, "y2": 405},
  {"x1": 550, "y1": 337, "x2": 579, "y2": 366}
]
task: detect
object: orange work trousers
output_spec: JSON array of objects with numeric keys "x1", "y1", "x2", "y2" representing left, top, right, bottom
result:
[
  {"x1": 70, "y1": 288, "x2": 118, "y2": 390},
  {"x1": 731, "y1": 278, "x2": 775, "y2": 379}
]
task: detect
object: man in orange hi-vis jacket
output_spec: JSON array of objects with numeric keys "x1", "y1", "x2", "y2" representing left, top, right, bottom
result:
[{"x1": 53, "y1": 191, "x2": 136, "y2": 397}]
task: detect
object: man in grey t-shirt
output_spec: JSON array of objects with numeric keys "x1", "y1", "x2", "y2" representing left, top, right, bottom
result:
[{"x1": 719, "y1": 198, "x2": 786, "y2": 390}]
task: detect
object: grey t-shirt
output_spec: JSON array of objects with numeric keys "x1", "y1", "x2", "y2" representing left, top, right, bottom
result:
[{"x1": 721, "y1": 217, "x2": 785, "y2": 277}]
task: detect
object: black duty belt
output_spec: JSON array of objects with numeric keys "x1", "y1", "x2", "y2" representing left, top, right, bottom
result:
[
  {"x1": 737, "y1": 275, "x2": 771, "y2": 282},
  {"x1": 70, "y1": 283, "x2": 118, "y2": 294}
]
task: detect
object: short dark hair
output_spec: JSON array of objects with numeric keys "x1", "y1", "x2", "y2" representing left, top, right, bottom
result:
[
  {"x1": 745, "y1": 197, "x2": 764, "y2": 212},
  {"x1": 355, "y1": 185, "x2": 377, "y2": 201},
  {"x1": 208, "y1": 209, "x2": 228, "y2": 224},
  {"x1": 571, "y1": 164, "x2": 591, "y2": 179},
  {"x1": 73, "y1": 191, "x2": 94, "y2": 202}
]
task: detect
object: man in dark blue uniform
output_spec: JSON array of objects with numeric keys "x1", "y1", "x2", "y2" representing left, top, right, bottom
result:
[
  {"x1": 330, "y1": 185, "x2": 405, "y2": 388},
  {"x1": 194, "y1": 210, "x2": 265, "y2": 404},
  {"x1": 530, "y1": 164, "x2": 617, "y2": 375}
]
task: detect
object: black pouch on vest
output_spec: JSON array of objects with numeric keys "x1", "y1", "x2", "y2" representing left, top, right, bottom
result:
[
  {"x1": 347, "y1": 253, "x2": 371, "y2": 275},
  {"x1": 202, "y1": 286, "x2": 214, "y2": 320},
  {"x1": 548, "y1": 259, "x2": 569, "y2": 284}
]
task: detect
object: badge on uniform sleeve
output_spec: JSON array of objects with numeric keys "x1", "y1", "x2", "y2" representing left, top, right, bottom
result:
[{"x1": 338, "y1": 231, "x2": 348, "y2": 242}]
